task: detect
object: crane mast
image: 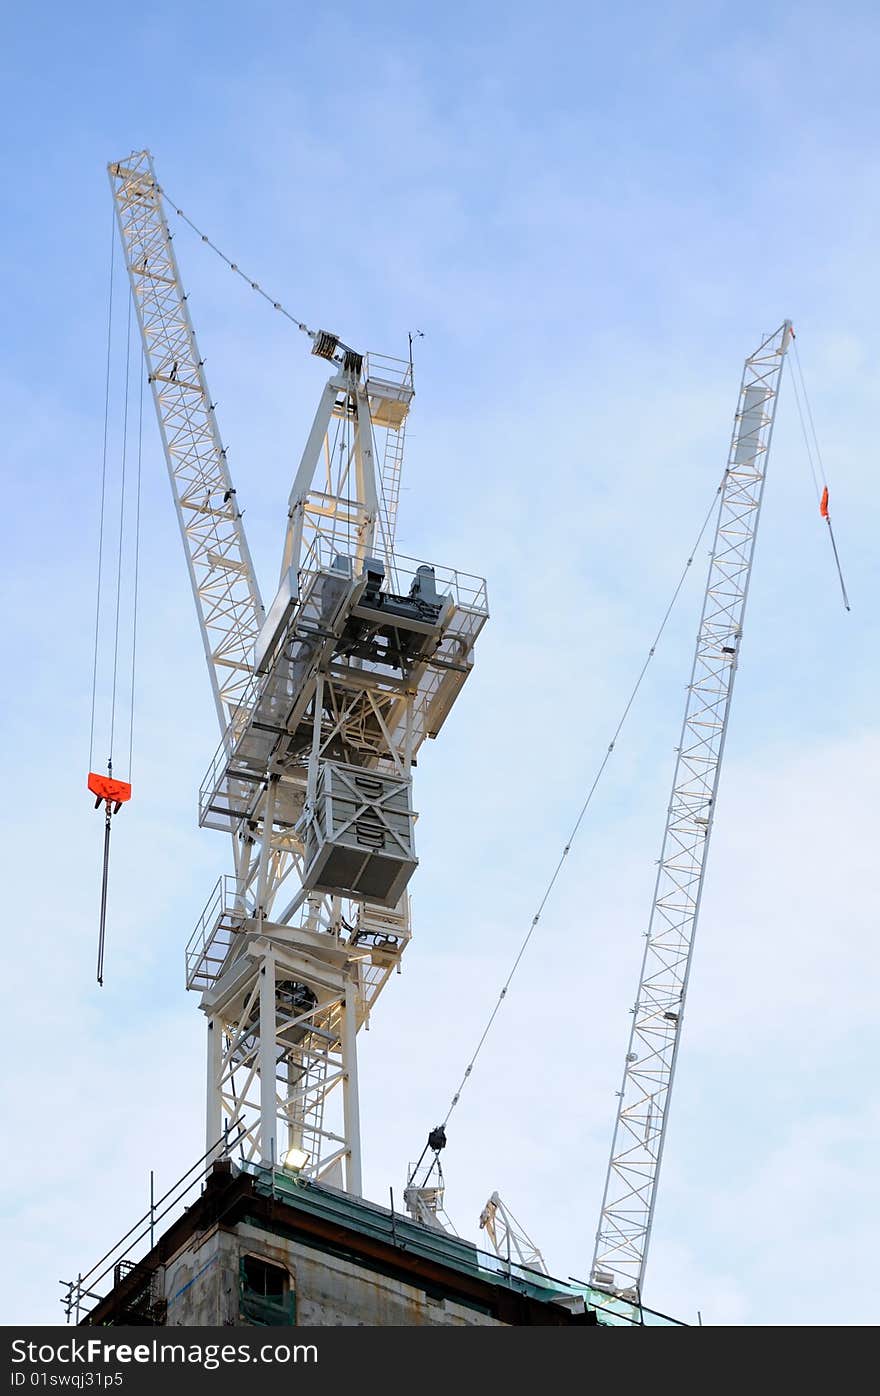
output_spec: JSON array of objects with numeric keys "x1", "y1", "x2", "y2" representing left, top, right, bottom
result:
[
  {"x1": 591, "y1": 321, "x2": 792, "y2": 1296},
  {"x1": 108, "y1": 151, "x2": 488, "y2": 1195}
]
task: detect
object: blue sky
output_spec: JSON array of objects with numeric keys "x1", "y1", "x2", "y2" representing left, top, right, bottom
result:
[{"x1": 1, "y1": 1, "x2": 878, "y2": 1326}]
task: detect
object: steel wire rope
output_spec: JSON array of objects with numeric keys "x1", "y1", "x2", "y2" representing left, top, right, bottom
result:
[
  {"x1": 88, "y1": 209, "x2": 116, "y2": 771},
  {"x1": 156, "y1": 184, "x2": 314, "y2": 339},
  {"x1": 160, "y1": 180, "x2": 407, "y2": 593},
  {"x1": 164, "y1": 186, "x2": 410, "y2": 587},
  {"x1": 793, "y1": 339, "x2": 829, "y2": 490},
  {"x1": 789, "y1": 340, "x2": 851, "y2": 610},
  {"x1": 128, "y1": 362, "x2": 144, "y2": 779},
  {"x1": 416, "y1": 467, "x2": 729, "y2": 1159},
  {"x1": 108, "y1": 289, "x2": 133, "y2": 763},
  {"x1": 337, "y1": 402, "x2": 349, "y2": 561},
  {"x1": 788, "y1": 351, "x2": 823, "y2": 503}
]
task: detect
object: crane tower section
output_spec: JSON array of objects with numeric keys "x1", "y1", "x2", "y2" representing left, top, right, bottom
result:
[
  {"x1": 109, "y1": 152, "x2": 488, "y2": 1195},
  {"x1": 592, "y1": 322, "x2": 792, "y2": 1296},
  {"x1": 189, "y1": 349, "x2": 487, "y2": 1188}
]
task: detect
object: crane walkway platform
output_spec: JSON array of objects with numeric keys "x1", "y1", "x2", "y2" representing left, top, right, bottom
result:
[{"x1": 198, "y1": 544, "x2": 488, "y2": 835}]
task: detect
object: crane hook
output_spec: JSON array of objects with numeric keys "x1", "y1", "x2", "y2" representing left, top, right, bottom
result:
[{"x1": 87, "y1": 767, "x2": 132, "y2": 985}]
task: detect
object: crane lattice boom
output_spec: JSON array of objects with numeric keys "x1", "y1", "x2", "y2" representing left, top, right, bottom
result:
[
  {"x1": 592, "y1": 321, "x2": 792, "y2": 1296},
  {"x1": 109, "y1": 152, "x2": 264, "y2": 734}
]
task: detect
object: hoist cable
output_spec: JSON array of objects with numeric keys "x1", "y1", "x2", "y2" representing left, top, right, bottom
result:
[
  {"x1": 88, "y1": 210, "x2": 116, "y2": 772},
  {"x1": 436, "y1": 469, "x2": 727, "y2": 1134},
  {"x1": 96, "y1": 806, "x2": 112, "y2": 987},
  {"x1": 156, "y1": 185, "x2": 314, "y2": 339},
  {"x1": 790, "y1": 340, "x2": 851, "y2": 611},
  {"x1": 108, "y1": 289, "x2": 133, "y2": 763},
  {"x1": 825, "y1": 522, "x2": 851, "y2": 611},
  {"x1": 793, "y1": 340, "x2": 828, "y2": 487},
  {"x1": 87, "y1": 224, "x2": 135, "y2": 987},
  {"x1": 128, "y1": 361, "x2": 144, "y2": 780},
  {"x1": 788, "y1": 361, "x2": 822, "y2": 504}
]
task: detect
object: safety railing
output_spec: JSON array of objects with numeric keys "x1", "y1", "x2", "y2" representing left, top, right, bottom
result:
[
  {"x1": 299, "y1": 533, "x2": 488, "y2": 614},
  {"x1": 243, "y1": 1164, "x2": 684, "y2": 1327},
  {"x1": 60, "y1": 1127, "x2": 247, "y2": 1324},
  {"x1": 185, "y1": 875, "x2": 252, "y2": 991},
  {"x1": 362, "y1": 351, "x2": 414, "y2": 394}
]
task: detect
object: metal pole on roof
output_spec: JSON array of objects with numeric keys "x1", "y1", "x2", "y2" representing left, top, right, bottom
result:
[{"x1": 343, "y1": 980, "x2": 363, "y2": 1197}]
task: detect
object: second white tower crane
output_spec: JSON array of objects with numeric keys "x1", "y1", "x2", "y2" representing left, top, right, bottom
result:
[{"x1": 591, "y1": 321, "x2": 792, "y2": 1296}]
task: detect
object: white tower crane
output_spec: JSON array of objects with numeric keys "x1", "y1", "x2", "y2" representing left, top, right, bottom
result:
[
  {"x1": 591, "y1": 321, "x2": 792, "y2": 1297},
  {"x1": 109, "y1": 150, "x2": 488, "y2": 1194}
]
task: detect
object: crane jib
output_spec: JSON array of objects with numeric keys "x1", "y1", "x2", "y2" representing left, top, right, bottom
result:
[{"x1": 108, "y1": 151, "x2": 265, "y2": 740}]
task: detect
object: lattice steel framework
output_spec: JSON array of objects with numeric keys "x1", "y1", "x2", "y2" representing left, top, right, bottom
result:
[
  {"x1": 108, "y1": 152, "x2": 264, "y2": 735},
  {"x1": 479, "y1": 1193, "x2": 548, "y2": 1274},
  {"x1": 592, "y1": 321, "x2": 792, "y2": 1295},
  {"x1": 192, "y1": 364, "x2": 486, "y2": 1185}
]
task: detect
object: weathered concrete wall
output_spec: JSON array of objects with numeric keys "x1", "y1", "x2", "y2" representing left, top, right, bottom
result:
[
  {"x1": 161, "y1": 1220, "x2": 501, "y2": 1327},
  {"x1": 163, "y1": 1227, "x2": 239, "y2": 1327}
]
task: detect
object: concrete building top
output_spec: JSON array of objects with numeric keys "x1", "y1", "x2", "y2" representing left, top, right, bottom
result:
[{"x1": 83, "y1": 1162, "x2": 684, "y2": 1328}]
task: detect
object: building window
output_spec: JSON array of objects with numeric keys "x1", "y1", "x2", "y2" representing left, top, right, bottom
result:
[{"x1": 239, "y1": 1256, "x2": 296, "y2": 1326}]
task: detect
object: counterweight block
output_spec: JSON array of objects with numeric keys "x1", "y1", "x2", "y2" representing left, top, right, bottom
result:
[{"x1": 301, "y1": 761, "x2": 417, "y2": 907}]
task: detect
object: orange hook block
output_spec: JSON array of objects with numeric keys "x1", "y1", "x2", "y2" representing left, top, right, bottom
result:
[{"x1": 87, "y1": 772, "x2": 132, "y2": 805}]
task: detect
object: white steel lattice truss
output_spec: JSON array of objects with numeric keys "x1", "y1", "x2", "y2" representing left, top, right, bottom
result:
[
  {"x1": 479, "y1": 1193, "x2": 548, "y2": 1274},
  {"x1": 110, "y1": 151, "x2": 487, "y2": 1195},
  {"x1": 592, "y1": 322, "x2": 792, "y2": 1295},
  {"x1": 109, "y1": 153, "x2": 265, "y2": 735}
]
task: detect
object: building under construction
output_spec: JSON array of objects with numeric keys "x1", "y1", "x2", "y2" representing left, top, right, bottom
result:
[
  {"x1": 72, "y1": 149, "x2": 803, "y2": 1329},
  {"x1": 74, "y1": 1162, "x2": 681, "y2": 1327}
]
